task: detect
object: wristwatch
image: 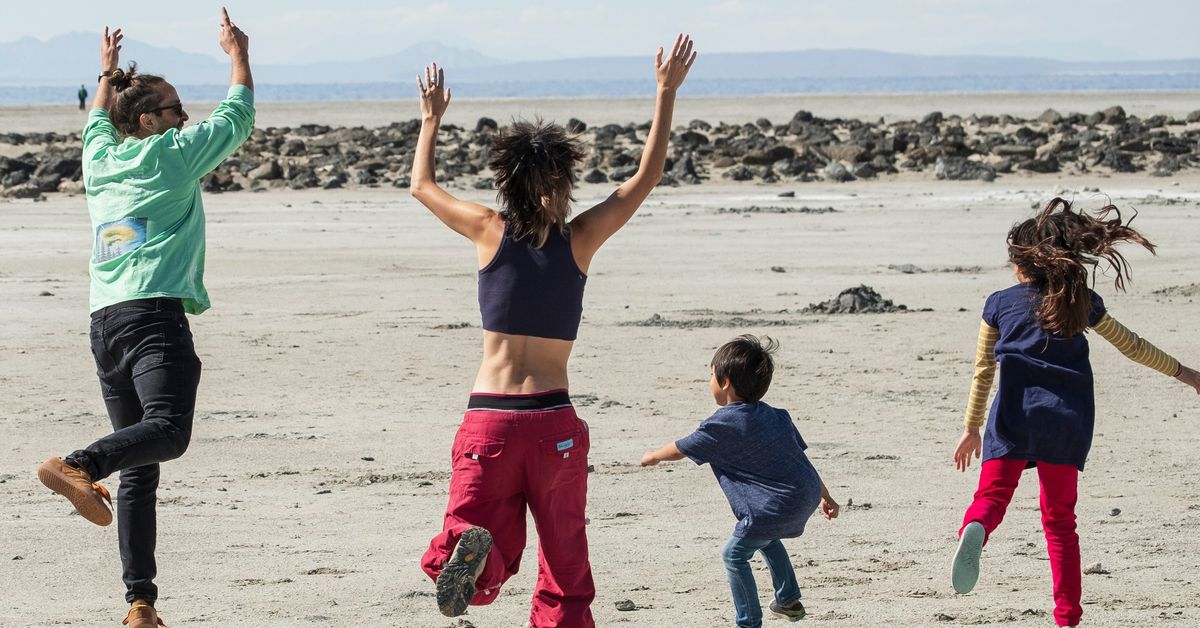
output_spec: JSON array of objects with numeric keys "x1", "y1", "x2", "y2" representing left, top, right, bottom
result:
[{"x1": 97, "y1": 69, "x2": 122, "y2": 83}]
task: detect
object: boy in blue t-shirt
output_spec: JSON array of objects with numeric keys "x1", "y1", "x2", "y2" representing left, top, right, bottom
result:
[{"x1": 641, "y1": 335, "x2": 839, "y2": 628}]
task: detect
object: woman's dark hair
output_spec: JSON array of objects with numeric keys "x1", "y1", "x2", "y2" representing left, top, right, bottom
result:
[
  {"x1": 1008, "y1": 197, "x2": 1155, "y2": 336},
  {"x1": 106, "y1": 62, "x2": 169, "y2": 136},
  {"x1": 489, "y1": 120, "x2": 586, "y2": 247},
  {"x1": 711, "y1": 334, "x2": 779, "y2": 403}
]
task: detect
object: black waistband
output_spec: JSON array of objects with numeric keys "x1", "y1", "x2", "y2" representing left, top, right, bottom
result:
[
  {"x1": 91, "y1": 298, "x2": 184, "y2": 320},
  {"x1": 467, "y1": 390, "x2": 573, "y2": 411}
]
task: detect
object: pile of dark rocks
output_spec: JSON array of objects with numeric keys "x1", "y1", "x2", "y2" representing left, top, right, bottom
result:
[
  {"x1": 4, "y1": 105, "x2": 1200, "y2": 198},
  {"x1": 801, "y1": 285, "x2": 910, "y2": 314}
]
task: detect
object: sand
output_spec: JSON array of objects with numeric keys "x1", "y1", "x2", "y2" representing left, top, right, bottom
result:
[{"x1": 2, "y1": 110, "x2": 1200, "y2": 627}]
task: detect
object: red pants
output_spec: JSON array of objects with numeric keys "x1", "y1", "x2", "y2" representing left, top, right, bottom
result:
[
  {"x1": 960, "y1": 457, "x2": 1082, "y2": 627},
  {"x1": 422, "y1": 392, "x2": 595, "y2": 628}
]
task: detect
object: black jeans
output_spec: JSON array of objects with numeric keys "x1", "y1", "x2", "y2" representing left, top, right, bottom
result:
[{"x1": 66, "y1": 298, "x2": 202, "y2": 605}]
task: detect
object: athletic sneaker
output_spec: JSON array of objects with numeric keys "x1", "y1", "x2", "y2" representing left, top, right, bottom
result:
[
  {"x1": 769, "y1": 598, "x2": 806, "y2": 620},
  {"x1": 952, "y1": 520, "x2": 986, "y2": 594},
  {"x1": 436, "y1": 526, "x2": 493, "y2": 617},
  {"x1": 122, "y1": 600, "x2": 165, "y2": 627},
  {"x1": 36, "y1": 457, "x2": 113, "y2": 526}
]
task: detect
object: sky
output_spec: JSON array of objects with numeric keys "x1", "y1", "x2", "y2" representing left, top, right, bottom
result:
[{"x1": 4, "y1": 0, "x2": 1199, "y2": 65}]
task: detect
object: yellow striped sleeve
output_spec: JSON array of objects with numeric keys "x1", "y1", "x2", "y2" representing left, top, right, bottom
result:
[
  {"x1": 964, "y1": 320, "x2": 999, "y2": 429},
  {"x1": 1092, "y1": 313, "x2": 1182, "y2": 377}
]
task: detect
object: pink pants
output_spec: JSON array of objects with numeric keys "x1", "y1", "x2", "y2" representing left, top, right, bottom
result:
[
  {"x1": 422, "y1": 394, "x2": 595, "y2": 628},
  {"x1": 961, "y1": 457, "x2": 1082, "y2": 627}
]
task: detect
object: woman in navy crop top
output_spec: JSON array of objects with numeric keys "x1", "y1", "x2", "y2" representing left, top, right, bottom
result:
[{"x1": 407, "y1": 36, "x2": 698, "y2": 626}]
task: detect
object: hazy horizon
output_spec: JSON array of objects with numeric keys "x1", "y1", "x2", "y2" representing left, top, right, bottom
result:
[{"x1": 4, "y1": 0, "x2": 1199, "y2": 65}]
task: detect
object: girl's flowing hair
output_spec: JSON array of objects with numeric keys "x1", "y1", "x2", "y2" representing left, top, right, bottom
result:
[
  {"x1": 106, "y1": 62, "x2": 168, "y2": 136},
  {"x1": 1007, "y1": 197, "x2": 1155, "y2": 336},
  {"x1": 489, "y1": 119, "x2": 586, "y2": 248}
]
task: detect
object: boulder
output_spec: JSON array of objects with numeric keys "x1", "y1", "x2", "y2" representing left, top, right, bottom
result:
[
  {"x1": 935, "y1": 156, "x2": 996, "y2": 181},
  {"x1": 823, "y1": 161, "x2": 854, "y2": 182}
]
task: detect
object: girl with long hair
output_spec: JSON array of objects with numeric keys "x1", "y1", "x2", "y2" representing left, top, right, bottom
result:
[{"x1": 950, "y1": 198, "x2": 1200, "y2": 626}]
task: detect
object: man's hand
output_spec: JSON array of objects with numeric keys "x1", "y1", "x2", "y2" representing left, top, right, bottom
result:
[
  {"x1": 639, "y1": 451, "x2": 660, "y2": 467},
  {"x1": 954, "y1": 428, "x2": 983, "y2": 472},
  {"x1": 100, "y1": 26, "x2": 123, "y2": 73},
  {"x1": 417, "y1": 63, "x2": 451, "y2": 120},
  {"x1": 219, "y1": 7, "x2": 249, "y2": 58},
  {"x1": 654, "y1": 33, "x2": 697, "y2": 91}
]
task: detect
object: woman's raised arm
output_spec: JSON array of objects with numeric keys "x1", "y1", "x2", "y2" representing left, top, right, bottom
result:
[
  {"x1": 570, "y1": 34, "x2": 697, "y2": 263},
  {"x1": 410, "y1": 63, "x2": 499, "y2": 244}
]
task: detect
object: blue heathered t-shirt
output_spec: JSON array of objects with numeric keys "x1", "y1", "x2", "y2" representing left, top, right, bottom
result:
[
  {"x1": 982, "y1": 283, "x2": 1107, "y2": 471},
  {"x1": 675, "y1": 401, "x2": 822, "y2": 539}
]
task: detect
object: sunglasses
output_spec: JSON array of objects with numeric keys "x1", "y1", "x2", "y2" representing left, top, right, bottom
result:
[{"x1": 146, "y1": 101, "x2": 184, "y2": 116}]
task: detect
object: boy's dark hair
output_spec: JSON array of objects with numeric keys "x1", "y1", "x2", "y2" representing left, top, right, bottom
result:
[
  {"x1": 711, "y1": 334, "x2": 779, "y2": 403},
  {"x1": 1008, "y1": 197, "x2": 1154, "y2": 336}
]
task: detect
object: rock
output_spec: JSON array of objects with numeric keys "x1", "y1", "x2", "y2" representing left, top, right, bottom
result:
[
  {"x1": 935, "y1": 157, "x2": 996, "y2": 181},
  {"x1": 920, "y1": 111, "x2": 944, "y2": 127},
  {"x1": 824, "y1": 144, "x2": 868, "y2": 163},
  {"x1": 1101, "y1": 106, "x2": 1127, "y2": 125},
  {"x1": 802, "y1": 285, "x2": 910, "y2": 314},
  {"x1": 279, "y1": 139, "x2": 307, "y2": 156},
  {"x1": 583, "y1": 168, "x2": 608, "y2": 184},
  {"x1": 677, "y1": 130, "x2": 709, "y2": 147},
  {"x1": 475, "y1": 117, "x2": 498, "y2": 133},
  {"x1": 609, "y1": 165, "x2": 639, "y2": 182},
  {"x1": 1, "y1": 184, "x2": 44, "y2": 199},
  {"x1": 991, "y1": 144, "x2": 1036, "y2": 158},
  {"x1": 1187, "y1": 110, "x2": 1200, "y2": 123},
  {"x1": 321, "y1": 173, "x2": 348, "y2": 189},
  {"x1": 1096, "y1": 149, "x2": 1138, "y2": 173},
  {"x1": 669, "y1": 153, "x2": 702, "y2": 184},
  {"x1": 248, "y1": 160, "x2": 283, "y2": 181},
  {"x1": 1109, "y1": 508, "x2": 1121, "y2": 516},
  {"x1": 822, "y1": 161, "x2": 854, "y2": 182},
  {"x1": 614, "y1": 600, "x2": 637, "y2": 612},
  {"x1": 851, "y1": 162, "x2": 877, "y2": 179},
  {"x1": 755, "y1": 117, "x2": 772, "y2": 130},
  {"x1": 722, "y1": 165, "x2": 754, "y2": 181},
  {"x1": 790, "y1": 110, "x2": 813, "y2": 124},
  {"x1": 778, "y1": 191, "x2": 795, "y2": 198},
  {"x1": 1018, "y1": 157, "x2": 1060, "y2": 173},
  {"x1": 1038, "y1": 108, "x2": 1063, "y2": 125},
  {"x1": 566, "y1": 118, "x2": 586, "y2": 133},
  {"x1": 742, "y1": 145, "x2": 794, "y2": 165},
  {"x1": 33, "y1": 156, "x2": 81, "y2": 179},
  {"x1": 1083, "y1": 562, "x2": 1110, "y2": 575}
]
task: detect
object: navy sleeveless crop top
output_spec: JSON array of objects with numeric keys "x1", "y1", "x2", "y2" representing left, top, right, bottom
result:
[{"x1": 478, "y1": 223, "x2": 587, "y2": 341}]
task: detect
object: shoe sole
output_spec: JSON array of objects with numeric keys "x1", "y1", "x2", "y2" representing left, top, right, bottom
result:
[
  {"x1": 952, "y1": 521, "x2": 985, "y2": 594},
  {"x1": 37, "y1": 459, "x2": 112, "y2": 527},
  {"x1": 769, "y1": 604, "x2": 806, "y2": 620},
  {"x1": 435, "y1": 526, "x2": 493, "y2": 617}
]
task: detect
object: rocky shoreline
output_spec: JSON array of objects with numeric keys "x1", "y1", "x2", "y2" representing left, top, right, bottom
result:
[{"x1": 3, "y1": 105, "x2": 1199, "y2": 199}]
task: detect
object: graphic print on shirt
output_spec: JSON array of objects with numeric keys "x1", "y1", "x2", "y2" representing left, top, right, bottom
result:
[{"x1": 94, "y1": 217, "x2": 147, "y2": 262}]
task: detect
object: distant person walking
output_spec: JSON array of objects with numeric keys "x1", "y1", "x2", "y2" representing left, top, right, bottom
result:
[
  {"x1": 411, "y1": 34, "x2": 696, "y2": 627},
  {"x1": 950, "y1": 198, "x2": 1200, "y2": 627},
  {"x1": 35, "y1": 8, "x2": 253, "y2": 628},
  {"x1": 77, "y1": 84, "x2": 88, "y2": 110}
]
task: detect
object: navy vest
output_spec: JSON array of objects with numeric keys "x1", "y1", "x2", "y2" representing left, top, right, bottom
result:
[{"x1": 478, "y1": 223, "x2": 586, "y2": 341}]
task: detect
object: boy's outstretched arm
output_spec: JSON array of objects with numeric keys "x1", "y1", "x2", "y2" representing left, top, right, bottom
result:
[
  {"x1": 641, "y1": 441, "x2": 686, "y2": 466},
  {"x1": 819, "y1": 480, "x2": 839, "y2": 520}
]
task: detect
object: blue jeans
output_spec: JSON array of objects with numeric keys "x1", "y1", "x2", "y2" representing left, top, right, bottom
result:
[{"x1": 722, "y1": 536, "x2": 802, "y2": 628}]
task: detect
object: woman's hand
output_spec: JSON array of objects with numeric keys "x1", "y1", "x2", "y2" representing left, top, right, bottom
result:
[
  {"x1": 954, "y1": 429, "x2": 982, "y2": 472},
  {"x1": 219, "y1": 7, "x2": 250, "y2": 58},
  {"x1": 100, "y1": 26, "x2": 123, "y2": 73},
  {"x1": 417, "y1": 63, "x2": 451, "y2": 119},
  {"x1": 1177, "y1": 365, "x2": 1200, "y2": 394},
  {"x1": 639, "y1": 451, "x2": 661, "y2": 467},
  {"x1": 655, "y1": 33, "x2": 697, "y2": 91}
]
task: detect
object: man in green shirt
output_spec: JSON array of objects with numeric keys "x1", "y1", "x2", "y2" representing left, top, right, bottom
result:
[
  {"x1": 78, "y1": 84, "x2": 88, "y2": 110},
  {"x1": 36, "y1": 9, "x2": 254, "y2": 628}
]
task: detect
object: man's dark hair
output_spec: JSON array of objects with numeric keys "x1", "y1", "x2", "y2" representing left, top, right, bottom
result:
[{"x1": 711, "y1": 334, "x2": 779, "y2": 403}]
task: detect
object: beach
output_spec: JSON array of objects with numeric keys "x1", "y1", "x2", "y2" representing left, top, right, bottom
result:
[{"x1": 2, "y1": 97, "x2": 1200, "y2": 627}]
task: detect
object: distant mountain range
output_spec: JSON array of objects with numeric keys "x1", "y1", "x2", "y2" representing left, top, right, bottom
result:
[{"x1": 3, "y1": 33, "x2": 1199, "y2": 101}]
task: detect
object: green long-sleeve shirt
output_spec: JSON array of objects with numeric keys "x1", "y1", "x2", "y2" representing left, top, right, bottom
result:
[{"x1": 83, "y1": 84, "x2": 255, "y2": 314}]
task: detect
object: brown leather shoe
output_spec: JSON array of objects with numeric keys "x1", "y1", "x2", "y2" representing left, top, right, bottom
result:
[
  {"x1": 36, "y1": 457, "x2": 113, "y2": 526},
  {"x1": 122, "y1": 600, "x2": 166, "y2": 627}
]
